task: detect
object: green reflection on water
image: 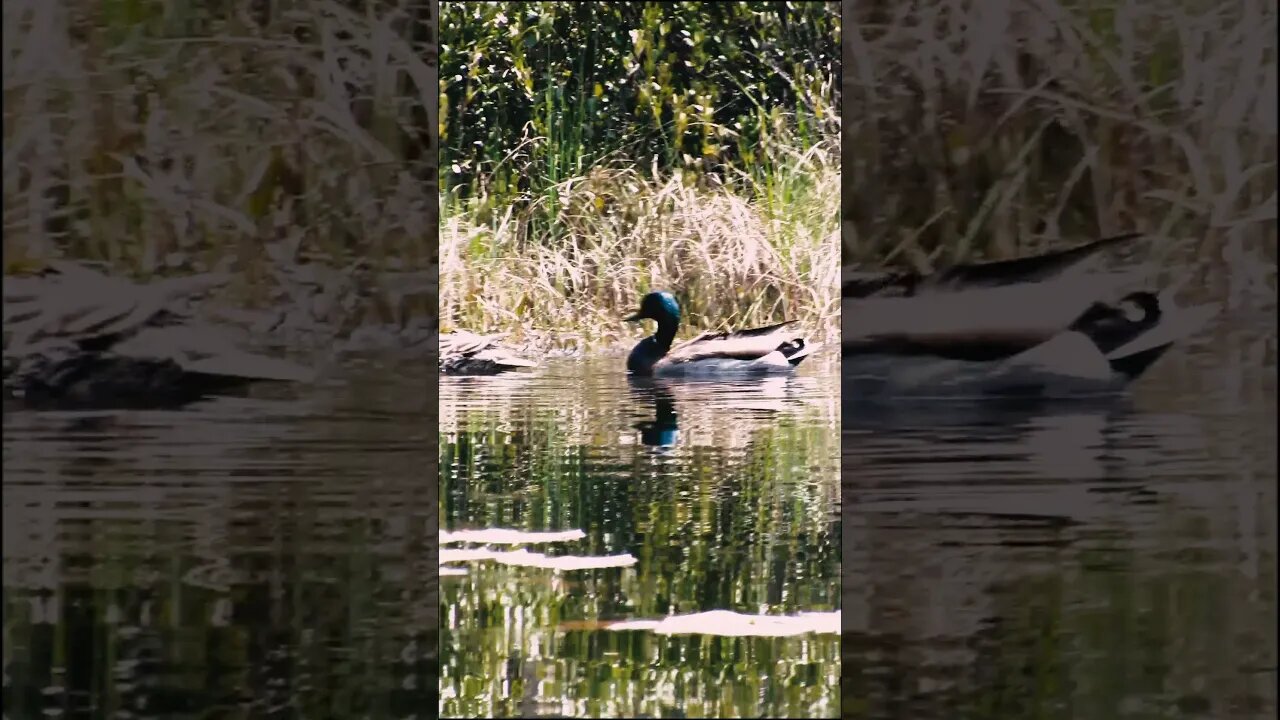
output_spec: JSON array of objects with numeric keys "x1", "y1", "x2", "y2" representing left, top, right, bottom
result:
[{"x1": 439, "y1": 360, "x2": 841, "y2": 718}]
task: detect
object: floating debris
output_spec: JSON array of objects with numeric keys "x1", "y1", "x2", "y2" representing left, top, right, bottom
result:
[
  {"x1": 441, "y1": 528, "x2": 586, "y2": 545},
  {"x1": 439, "y1": 527, "x2": 633, "y2": 574},
  {"x1": 492, "y1": 550, "x2": 636, "y2": 570},
  {"x1": 440, "y1": 548, "x2": 503, "y2": 563},
  {"x1": 606, "y1": 610, "x2": 839, "y2": 637},
  {"x1": 441, "y1": 547, "x2": 635, "y2": 571}
]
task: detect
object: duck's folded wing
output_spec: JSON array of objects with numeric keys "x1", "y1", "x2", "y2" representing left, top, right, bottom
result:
[
  {"x1": 690, "y1": 320, "x2": 798, "y2": 341},
  {"x1": 472, "y1": 348, "x2": 538, "y2": 368},
  {"x1": 924, "y1": 233, "x2": 1143, "y2": 290},
  {"x1": 842, "y1": 270, "x2": 919, "y2": 298},
  {"x1": 440, "y1": 331, "x2": 495, "y2": 356},
  {"x1": 441, "y1": 331, "x2": 535, "y2": 368},
  {"x1": 663, "y1": 321, "x2": 800, "y2": 364},
  {"x1": 114, "y1": 325, "x2": 316, "y2": 382}
]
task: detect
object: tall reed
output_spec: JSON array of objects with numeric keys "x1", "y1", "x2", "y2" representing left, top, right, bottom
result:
[
  {"x1": 440, "y1": 1, "x2": 842, "y2": 349},
  {"x1": 841, "y1": 0, "x2": 1276, "y2": 310},
  {"x1": 4, "y1": 0, "x2": 438, "y2": 323}
]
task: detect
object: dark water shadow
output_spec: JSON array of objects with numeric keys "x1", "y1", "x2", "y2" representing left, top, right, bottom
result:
[
  {"x1": 3, "y1": 357, "x2": 438, "y2": 720},
  {"x1": 627, "y1": 376, "x2": 681, "y2": 447}
]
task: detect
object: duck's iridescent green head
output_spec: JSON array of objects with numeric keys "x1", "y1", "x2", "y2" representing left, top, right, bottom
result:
[{"x1": 625, "y1": 291, "x2": 681, "y2": 325}]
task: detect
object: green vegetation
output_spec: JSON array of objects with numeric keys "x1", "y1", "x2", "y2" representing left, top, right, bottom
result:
[
  {"x1": 440, "y1": 1, "x2": 841, "y2": 350},
  {"x1": 841, "y1": 0, "x2": 1276, "y2": 299}
]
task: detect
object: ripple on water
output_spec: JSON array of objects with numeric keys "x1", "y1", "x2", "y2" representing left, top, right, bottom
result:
[
  {"x1": 3, "y1": 359, "x2": 440, "y2": 719},
  {"x1": 843, "y1": 323, "x2": 1277, "y2": 720},
  {"x1": 440, "y1": 354, "x2": 841, "y2": 719}
]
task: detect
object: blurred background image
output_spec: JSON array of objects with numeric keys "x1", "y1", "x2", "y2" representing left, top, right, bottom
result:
[
  {"x1": 840, "y1": 1, "x2": 1276, "y2": 718},
  {"x1": 5, "y1": 2, "x2": 440, "y2": 718}
]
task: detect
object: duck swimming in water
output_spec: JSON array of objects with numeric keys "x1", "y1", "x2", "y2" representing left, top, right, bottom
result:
[
  {"x1": 4, "y1": 261, "x2": 313, "y2": 409},
  {"x1": 625, "y1": 291, "x2": 816, "y2": 377},
  {"x1": 841, "y1": 234, "x2": 1219, "y2": 396},
  {"x1": 439, "y1": 331, "x2": 538, "y2": 375}
]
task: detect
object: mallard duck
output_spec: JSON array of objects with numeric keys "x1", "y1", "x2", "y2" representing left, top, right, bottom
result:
[
  {"x1": 439, "y1": 331, "x2": 537, "y2": 375},
  {"x1": 842, "y1": 235, "x2": 1218, "y2": 395},
  {"x1": 625, "y1": 291, "x2": 815, "y2": 377},
  {"x1": 4, "y1": 261, "x2": 313, "y2": 409},
  {"x1": 4, "y1": 260, "x2": 230, "y2": 351},
  {"x1": 7, "y1": 331, "x2": 313, "y2": 409}
]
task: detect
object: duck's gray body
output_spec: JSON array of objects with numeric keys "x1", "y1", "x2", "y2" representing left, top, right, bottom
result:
[
  {"x1": 4, "y1": 262, "x2": 312, "y2": 409},
  {"x1": 842, "y1": 234, "x2": 1218, "y2": 397},
  {"x1": 625, "y1": 291, "x2": 815, "y2": 377},
  {"x1": 844, "y1": 305, "x2": 1212, "y2": 399}
]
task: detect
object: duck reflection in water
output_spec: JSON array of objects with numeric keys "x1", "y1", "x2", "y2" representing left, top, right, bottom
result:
[{"x1": 627, "y1": 376, "x2": 679, "y2": 448}]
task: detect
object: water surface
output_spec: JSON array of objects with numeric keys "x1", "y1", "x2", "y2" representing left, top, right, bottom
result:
[
  {"x1": 3, "y1": 359, "x2": 437, "y2": 719},
  {"x1": 439, "y1": 355, "x2": 841, "y2": 718},
  {"x1": 842, "y1": 314, "x2": 1277, "y2": 719}
]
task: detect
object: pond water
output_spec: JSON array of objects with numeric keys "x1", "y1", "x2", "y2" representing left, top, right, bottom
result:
[
  {"x1": 842, "y1": 312, "x2": 1277, "y2": 720},
  {"x1": 4, "y1": 312, "x2": 1272, "y2": 720},
  {"x1": 439, "y1": 354, "x2": 842, "y2": 718},
  {"x1": 3, "y1": 359, "x2": 438, "y2": 719}
]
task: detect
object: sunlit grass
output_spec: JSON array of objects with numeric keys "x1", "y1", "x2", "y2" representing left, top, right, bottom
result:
[{"x1": 440, "y1": 146, "x2": 840, "y2": 351}]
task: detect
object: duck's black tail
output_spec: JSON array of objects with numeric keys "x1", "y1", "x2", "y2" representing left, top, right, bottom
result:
[
  {"x1": 779, "y1": 338, "x2": 816, "y2": 366},
  {"x1": 1070, "y1": 289, "x2": 1221, "y2": 381}
]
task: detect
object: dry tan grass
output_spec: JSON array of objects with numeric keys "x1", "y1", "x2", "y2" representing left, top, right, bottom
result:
[
  {"x1": 3, "y1": 0, "x2": 438, "y2": 322},
  {"x1": 841, "y1": 0, "x2": 1276, "y2": 310},
  {"x1": 441, "y1": 156, "x2": 840, "y2": 352}
]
